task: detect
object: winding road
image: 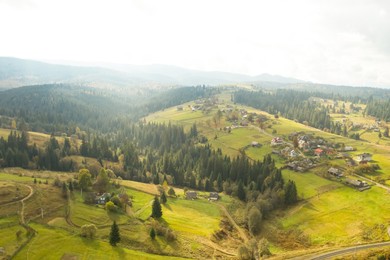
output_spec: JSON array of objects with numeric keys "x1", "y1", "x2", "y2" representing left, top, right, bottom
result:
[{"x1": 289, "y1": 241, "x2": 390, "y2": 260}]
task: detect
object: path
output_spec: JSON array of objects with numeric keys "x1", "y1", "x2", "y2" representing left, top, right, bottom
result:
[
  {"x1": 291, "y1": 241, "x2": 390, "y2": 260},
  {"x1": 218, "y1": 204, "x2": 249, "y2": 243},
  {"x1": 0, "y1": 183, "x2": 34, "y2": 207},
  {"x1": 18, "y1": 184, "x2": 34, "y2": 224}
]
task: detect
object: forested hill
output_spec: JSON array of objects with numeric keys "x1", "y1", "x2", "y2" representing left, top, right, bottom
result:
[{"x1": 0, "y1": 84, "x2": 215, "y2": 133}]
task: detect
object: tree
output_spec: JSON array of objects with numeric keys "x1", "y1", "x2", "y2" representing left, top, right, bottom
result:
[
  {"x1": 150, "y1": 228, "x2": 156, "y2": 240},
  {"x1": 284, "y1": 180, "x2": 298, "y2": 205},
  {"x1": 237, "y1": 180, "x2": 246, "y2": 201},
  {"x1": 62, "y1": 182, "x2": 68, "y2": 199},
  {"x1": 105, "y1": 201, "x2": 117, "y2": 212},
  {"x1": 109, "y1": 221, "x2": 120, "y2": 246},
  {"x1": 78, "y1": 169, "x2": 92, "y2": 191},
  {"x1": 160, "y1": 191, "x2": 167, "y2": 204},
  {"x1": 258, "y1": 238, "x2": 271, "y2": 257},
  {"x1": 384, "y1": 127, "x2": 389, "y2": 138},
  {"x1": 168, "y1": 187, "x2": 176, "y2": 197},
  {"x1": 293, "y1": 136, "x2": 298, "y2": 148},
  {"x1": 151, "y1": 196, "x2": 162, "y2": 218},
  {"x1": 94, "y1": 168, "x2": 110, "y2": 193},
  {"x1": 247, "y1": 207, "x2": 262, "y2": 235}
]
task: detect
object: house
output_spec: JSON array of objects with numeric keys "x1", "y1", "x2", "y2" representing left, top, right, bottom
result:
[
  {"x1": 314, "y1": 148, "x2": 325, "y2": 156},
  {"x1": 289, "y1": 150, "x2": 299, "y2": 158},
  {"x1": 346, "y1": 159, "x2": 357, "y2": 167},
  {"x1": 271, "y1": 137, "x2": 283, "y2": 146},
  {"x1": 186, "y1": 191, "x2": 198, "y2": 200},
  {"x1": 209, "y1": 192, "x2": 219, "y2": 201},
  {"x1": 298, "y1": 139, "x2": 308, "y2": 149},
  {"x1": 251, "y1": 141, "x2": 261, "y2": 147},
  {"x1": 328, "y1": 167, "x2": 343, "y2": 177},
  {"x1": 95, "y1": 193, "x2": 111, "y2": 205},
  {"x1": 344, "y1": 146, "x2": 354, "y2": 151},
  {"x1": 355, "y1": 153, "x2": 372, "y2": 163},
  {"x1": 345, "y1": 178, "x2": 370, "y2": 191}
]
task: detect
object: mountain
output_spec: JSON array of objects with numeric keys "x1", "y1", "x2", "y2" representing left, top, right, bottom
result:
[{"x1": 0, "y1": 57, "x2": 304, "y2": 90}]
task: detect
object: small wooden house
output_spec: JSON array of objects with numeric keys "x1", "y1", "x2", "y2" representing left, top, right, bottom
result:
[
  {"x1": 328, "y1": 167, "x2": 343, "y2": 177},
  {"x1": 186, "y1": 191, "x2": 198, "y2": 200},
  {"x1": 209, "y1": 192, "x2": 219, "y2": 201}
]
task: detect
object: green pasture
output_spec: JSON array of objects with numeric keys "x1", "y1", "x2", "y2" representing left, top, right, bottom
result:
[
  {"x1": 161, "y1": 197, "x2": 221, "y2": 237},
  {"x1": 281, "y1": 186, "x2": 390, "y2": 245},
  {"x1": 282, "y1": 170, "x2": 342, "y2": 199},
  {"x1": 14, "y1": 223, "x2": 185, "y2": 260},
  {"x1": 0, "y1": 223, "x2": 28, "y2": 258}
]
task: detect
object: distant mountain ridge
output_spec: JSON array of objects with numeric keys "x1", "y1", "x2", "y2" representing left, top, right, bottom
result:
[{"x1": 0, "y1": 57, "x2": 304, "y2": 90}]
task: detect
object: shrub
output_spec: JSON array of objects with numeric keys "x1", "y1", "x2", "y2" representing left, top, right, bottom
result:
[
  {"x1": 105, "y1": 201, "x2": 117, "y2": 212},
  {"x1": 165, "y1": 229, "x2": 177, "y2": 242},
  {"x1": 80, "y1": 224, "x2": 97, "y2": 239}
]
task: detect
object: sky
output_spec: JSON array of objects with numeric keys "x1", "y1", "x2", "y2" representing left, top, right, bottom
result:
[{"x1": 1, "y1": 0, "x2": 390, "y2": 87}]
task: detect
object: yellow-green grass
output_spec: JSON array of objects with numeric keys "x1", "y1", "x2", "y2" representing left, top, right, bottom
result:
[
  {"x1": 281, "y1": 186, "x2": 390, "y2": 245},
  {"x1": 0, "y1": 171, "x2": 45, "y2": 183},
  {"x1": 71, "y1": 195, "x2": 128, "y2": 227},
  {"x1": 0, "y1": 223, "x2": 28, "y2": 257},
  {"x1": 0, "y1": 215, "x2": 19, "y2": 227},
  {"x1": 161, "y1": 197, "x2": 221, "y2": 237},
  {"x1": 121, "y1": 180, "x2": 159, "y2": 195},
  {"x1": 282, "y1": 170, "x2": 342, "y2": 199},
  {"x1": 0, "y1": 181, "x2": 31, "y2": 204},
  {"x1": 14, "y1": 223, "x2": 186, "y2": 260}
]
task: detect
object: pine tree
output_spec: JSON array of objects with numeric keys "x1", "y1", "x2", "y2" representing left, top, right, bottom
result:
[
  {"x1": 109, "y1": 221, "x2": 120, "y2": 246},
  {"x1": 237, "y1": 180, "x2": 246, "y2": 201},
  {"x1": 150, "y1": 228, "x2": 156, "y2": 239},
  {"x1": 284, "y1": 180, "x2": 298, "y2": 205},
  {"x1": 151, "y1": 196, "x2": 162, "y2": 218},
  {"x1": 160, "y1": 191, "x2": 167, "y2": 204},
  {"x1": 384, "y1": 127, "x2": 389, "y2": 138}
]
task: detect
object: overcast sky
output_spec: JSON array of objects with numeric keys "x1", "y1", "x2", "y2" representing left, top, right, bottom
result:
[{"x1": 1, "y1": 0, "x2": 390, "y2": 87}]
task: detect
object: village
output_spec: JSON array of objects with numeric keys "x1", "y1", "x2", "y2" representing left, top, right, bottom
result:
[{"x1": 180, "y1": 98, "x2": 379, "y2": 193}]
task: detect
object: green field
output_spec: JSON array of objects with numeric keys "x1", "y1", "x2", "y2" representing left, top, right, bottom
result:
[
  {"x1": 281, "y1": 186, "x2": 390, "y2": 245},
  {"x1": 15, "y1": 223, "x2": 186, "y2": 260}
]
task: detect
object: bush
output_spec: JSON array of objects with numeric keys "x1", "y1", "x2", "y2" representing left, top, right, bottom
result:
[
  {"x1": 105, "y1": 201, "x2": 117, "y2": 212},
  {"x1": 80, "y1": 224, "x2": 97, "y2": 239},
  {"x1": 165, "y1": 229, "x2": 177, "y2": 242}
]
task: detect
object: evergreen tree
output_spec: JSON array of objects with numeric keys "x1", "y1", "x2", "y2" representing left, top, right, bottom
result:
[
  {"x1": 150, "y1": 228, "x2": 156, "y2": 239},
  {"x1": 109, "y1": 221, "x2": 120, "y2": 246},
  {"x1": 237, "y1": 180, "x2": 246, "y2": 201},
  {"x1": 151, "y1": 196, "x2": 162, "y2": 218},
  {"x1": 62, "y1": 182, "x2": 68, "y2": 198},
  {"x1": 284, "y1": 180, "x2": 298, "y2": 205},
  {"x1": 160, "y1": 191, "x2": 167, "y2": 204},
  {"x1": 168, "y1": 187, "x2": 176, "y2": 197},
  {"x1": 384, "y1": 127, "x2": 389, "y2": 138}
]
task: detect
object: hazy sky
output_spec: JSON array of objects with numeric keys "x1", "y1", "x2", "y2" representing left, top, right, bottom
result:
[{"x1": 1, "y1": 0, "x2": 390, "y2": 87}]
